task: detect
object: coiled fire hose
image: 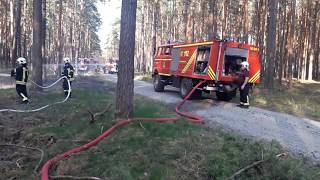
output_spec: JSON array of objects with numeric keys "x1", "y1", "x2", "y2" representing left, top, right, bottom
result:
[
  {"x1": 40, "y1": 80, "x2": 206, "y2": 180},
  {"x1": 0, "y1": 76, "x2": 71, "y2": 113}
]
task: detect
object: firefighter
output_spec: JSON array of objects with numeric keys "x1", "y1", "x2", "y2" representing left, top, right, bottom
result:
[
  {"x1": 62, "y1": 57, "x2": 74, "y2": 98},
  {"x1": 238, "y1": 61, "x2": 250, "y2": 108},
  {"x1": 11, "y1": 57, "x2": 29, "y2": 103}
]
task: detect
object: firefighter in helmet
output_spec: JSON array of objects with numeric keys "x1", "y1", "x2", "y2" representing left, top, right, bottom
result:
[
  {"x1": 11, "y1": 57, "x2": 29, "y2": 103},
  {"x1": 62, "y1": 57, "x2": 74, "y2": 98},
  {"x1": 238, "y1": 61, "x2": 250, "y2": 108}
]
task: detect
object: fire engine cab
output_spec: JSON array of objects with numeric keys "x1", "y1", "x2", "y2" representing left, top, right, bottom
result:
[{"x1": 152, "y1": 39, "x2": 261, "y2": 101}]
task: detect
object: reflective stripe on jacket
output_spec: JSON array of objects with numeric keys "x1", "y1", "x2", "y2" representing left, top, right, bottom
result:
[{"x1": 15, "y1": 66, "x2": 28, "y2": 85}]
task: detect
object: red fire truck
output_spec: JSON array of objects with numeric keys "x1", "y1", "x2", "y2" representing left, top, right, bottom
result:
[{"x1": 152, "y1": 39, "x2": 261, "y2": 101}]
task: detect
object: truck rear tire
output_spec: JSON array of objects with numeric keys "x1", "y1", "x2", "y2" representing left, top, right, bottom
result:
[
  {"x1": 153, "y1": 74, "x2": 164, "y2": 92},
  {"x1": 180, "y1": 78, "x2": 202, "y2": 99},
  {"x1": 216, "y1": 91, "x2": 233, "y2": 101}
]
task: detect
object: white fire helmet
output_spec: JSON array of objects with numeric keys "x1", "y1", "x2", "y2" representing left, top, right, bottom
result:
[
  {"x1": 241, "y1": 61, "x2": 249, "y2": 69},
  {"x1": 17, "y1": 57, "x2": 27, "y2": 65},
  {"x1": 64, "y1": 57, "x2": 71, "y2": 63}
]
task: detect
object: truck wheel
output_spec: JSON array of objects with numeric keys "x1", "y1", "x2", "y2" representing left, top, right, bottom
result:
[
  {"x1": 153, "y1": 74, "x2": 164, "y2": 92},
  {"x1": 180, "y1": 78, "x2": 201, "y2": 99},
  {"x1": 216, "y1": 91, "x2": 233, "y2": 101}
]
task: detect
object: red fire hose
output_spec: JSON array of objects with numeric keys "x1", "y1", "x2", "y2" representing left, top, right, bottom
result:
[{"x1": 40, "y1": 80, "x2": 206, "y2": 180}]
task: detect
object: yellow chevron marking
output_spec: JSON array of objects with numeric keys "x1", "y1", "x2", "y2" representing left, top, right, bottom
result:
[
  {"x1": 249, "y1": 70, "x2": 260, "y2": 83},
  {"x1": 208, "y1": 66, "x2": 216, "y2": 78},
  {"x1": 207, "y1": 67, "x2": 215, "y2": 80},
  {"x1": 208, "y1": 71, "x2": 214, "y2": 80},
  {"x1": 208, "y1": 69, "x2": 215, "y2": 80},
  {"x1": 173, "y1": 42, "x2": 213, "y2": 48},
  {"x1": 249, "y1": 72, "x2": 260, "y2": 83},
  {"x1": 251, "y1": 72, "x2": 261, "y2": 83},
  {"x1": 182, "y1": 50, "x2": 197, "y2": 73}
]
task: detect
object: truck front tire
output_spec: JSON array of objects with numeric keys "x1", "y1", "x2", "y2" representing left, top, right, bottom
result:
[{"x1": 153, "y1": 74, "x2": 164, "y2": 92}]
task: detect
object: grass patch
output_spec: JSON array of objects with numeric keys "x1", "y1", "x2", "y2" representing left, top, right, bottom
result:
[
  {"x1": 251, "y1": 82, "x2": 320, "y2": 120},
  {"x1": 134, "y1": 73, "x2": 153, "y2": 83},
  {"x1": 1, "y1": 89, "x2": 319, "y2": 179}
]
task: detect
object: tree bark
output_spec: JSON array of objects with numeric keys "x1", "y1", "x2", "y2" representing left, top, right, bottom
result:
[
  {"x1": 243, "y1": 0, "x2": 249, "y2": 43},
  {"x1": 264, "y1": 0, "x2": 278, "y2": 89},
  {"x1": 13, "y1": 0, "x2": 22, "y2": 65},
  {"x1": 287, "y1": 0, "x2": 296, "y2": 87},
  {"x1": 32, "y1": 0, "x2": 43, "y2": 88},
  {"x1": 10, "y1": 0, "x2": 15, "y2": 67},
  {"x1": 58, "y1": 0, "x2": 63, "y2": 74},
  {"x1": 42, "y1": 0, "x2": 47, "y2": 79},
  {"x1": 116, "y1": 0, "x2": 138, "y2": 118}
]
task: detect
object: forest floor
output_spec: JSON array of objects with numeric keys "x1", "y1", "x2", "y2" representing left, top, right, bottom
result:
[{"x1": 0, "y1": 75, "x2": 320, "y2": 179}]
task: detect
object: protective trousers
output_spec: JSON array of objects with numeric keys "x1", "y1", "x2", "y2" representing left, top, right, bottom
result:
[
  {"x1": 240, "y1": 84, "x2": 250, "y2": 107},
  {"x1": 16, "y1": 84, "x2": 28, "y2": 103},
  {"x1": 63, "y1": 79, "x2": 72, "y2": 97}
]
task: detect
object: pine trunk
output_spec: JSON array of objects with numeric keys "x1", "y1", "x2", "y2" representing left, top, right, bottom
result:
[
  {"x1": 264, "y1": 0, "x2": 278, "y2": 89},
  {"x1": 32, "y1": 0, "x2": 43, "y2": 89},
  {"x1": 116, "y1": 0, "x2": 138, "y2": 118}
]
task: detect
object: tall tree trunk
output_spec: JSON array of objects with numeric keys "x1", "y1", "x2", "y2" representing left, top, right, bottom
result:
[
  {"x1": 183, "y1": 0, "x2": 190, "y2": 41},
  {"x1": 13, "y1": 0, "x2": 22, "y2": 65},
  {"x1": 186, "y1": 4, "x2": 194, "y2": 43},
  {"x1": 32, "y1": 0, "x2": 43, "y2": 88},
  {"x1": 116, "y1": 0, "x2": 138, "y2": 118},
  {"x1": 315, "y1": 13, "x2": 320, "y2": 80},
  {"x1": 287, "y1": 0, "x2": 296, "y2": 87},
  {"x1": 42, "y1": 0, "x2": 47, "y2": 79},
  {"x1": 278, "y1": 1, "x2": 287, "y2": 85},
  {"x1": 152, "y1": 0, "x2": 159, "y2": 72},
  {"x1": 58, "y1": 0, "x2": 63, "y2": 74},
  {"x1": 10, "y1": 0, "x2": 15, "y2": 67},
  {"x1": 260, "y1": 0, "x2": 267, "y2": 79},
  {"x1": 308, "y1": 1, "x2": 318, "y2": 81},
  {"x1": 264, "y1": 0, "x2": 278, "y2": 89},
  {"x1": 208, "y1": 0, "x2": 216, "y2": 40},
  {"x1": 243, "y1": 0, "x2": 249, "y2": 43}
]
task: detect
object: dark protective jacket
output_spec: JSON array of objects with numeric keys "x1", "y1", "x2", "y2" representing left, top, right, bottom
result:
[
  {"x1": 62, "y1": 63, "x2": 74, "y2": 81},
  {"x1": 238, "y1": 69, "x2": 249, "y2": 86},
  {"x1": 11, "y1": 65, "x2": 29, "y2": 85}
]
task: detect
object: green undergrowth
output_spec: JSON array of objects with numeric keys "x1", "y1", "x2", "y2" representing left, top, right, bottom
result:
[
  {"x1": 250, "y1": 82, "x2": 320, "y2": 121},
  {"x1": 0, "y1": 89, "x2": 319, "y2": 179}
]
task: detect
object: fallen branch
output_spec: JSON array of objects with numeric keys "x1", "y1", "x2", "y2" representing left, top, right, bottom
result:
[
  {"x1": 87, "y1": 104, "x2": 112, "y2": 124},
  {"x1": 227, "y1": 153, "x2": 288, "y2": 179},
  {"x1": 50, "y1": 175, "x2": 106, "y2": 180},
  {"x1": 16, "y1": 157, "x2": 24, "y2": 169},
  {"x1": 100, "y1": 126, "x2": 104, "y2": 134},
  {"x1": 227, "y1": 160, "x2": 265, "y2": 179},
  {"x1": 139, "y1": 122, "x2": 146, "y2": 130},
  {"x1": 0, "y1": 144, "x2": 44, "y2": 174}
]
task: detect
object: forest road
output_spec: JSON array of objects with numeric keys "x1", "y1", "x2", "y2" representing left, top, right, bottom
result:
[{"x1": 104, "y1": 74, "x2": 320, "y2": 163}]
